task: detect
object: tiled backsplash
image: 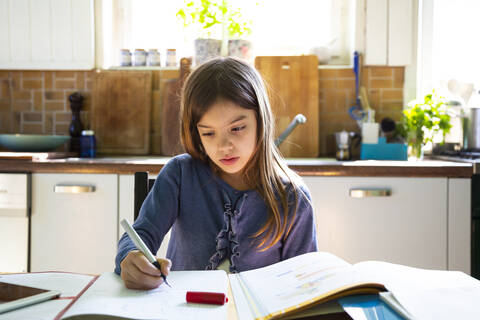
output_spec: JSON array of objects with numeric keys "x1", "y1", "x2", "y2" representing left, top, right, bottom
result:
[
  {"x1": 0, "y1": 66, "x2": 404, "y2": 157},
  {"x1": 0, "y1": 70, "x2": 93, "y2": 135},
  {"x1": 318, "y1": 66, "x2": 404, "y2": 156}
]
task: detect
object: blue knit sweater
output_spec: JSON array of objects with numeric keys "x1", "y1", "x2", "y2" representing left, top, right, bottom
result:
[{"x1": 115, "y1": 153, "x2": 317, "y2": 274}]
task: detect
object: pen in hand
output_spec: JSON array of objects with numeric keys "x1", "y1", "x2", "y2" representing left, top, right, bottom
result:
[{"x1": 120, "y1": 218, "x2": 172, "y2": 288}]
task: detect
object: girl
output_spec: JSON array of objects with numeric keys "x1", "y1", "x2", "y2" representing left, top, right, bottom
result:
[{"x1": 115, "y1": 57, "x2": 317, "y2": 290}]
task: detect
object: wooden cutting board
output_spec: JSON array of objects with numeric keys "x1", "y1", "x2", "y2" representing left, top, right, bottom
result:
[
  {"x1": 161, "y1": 58, "x2": 192, "y2": 156},
  {"x1": 92, "y1": 71, "x2": 152, "y2": 154},
  {"x1": 255, "y1": 56, "x2": 319, "y2": 157}
]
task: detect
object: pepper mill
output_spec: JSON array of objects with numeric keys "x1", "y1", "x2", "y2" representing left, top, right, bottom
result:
[{"x1": 68, "y1": 92, "x2": 84, "y2": 154}]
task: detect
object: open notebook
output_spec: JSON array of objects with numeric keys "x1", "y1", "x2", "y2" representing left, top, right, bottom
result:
[{"x1": 0, "y1": 270, "x2": 228, "y2": 320}]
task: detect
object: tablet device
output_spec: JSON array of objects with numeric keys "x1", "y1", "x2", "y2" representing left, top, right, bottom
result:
[{"x1": 0, "y1": 281, "x2": 61, "y2": 314}]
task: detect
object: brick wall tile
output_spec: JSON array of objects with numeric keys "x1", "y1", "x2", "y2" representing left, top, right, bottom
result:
[
  {"x1": 371, "y1": 79, "x2": 393, "y2": 89},
  {"x1": 12, "y1": 101, "x2": 32, "y2": 111},
  {"x1": 55, "y1": 112, "x2": 71, "y2": 122},
  {"x1": 23, "y1": 112, "x2": 42, "y2": 122},
  {"x1": 382, "y1": 101, "x2": 403, "y2": 111},
  {"x1": 45, "y1": 72, "x2": 53, "y2": 89},
  {"x1": 55, "y1": 123, "x2": 69, "y2": 135},
  {"x1": 13, "y1": 111, "x2": 21, "y2": 132},
  {"x1": 55, "y1": 80, "x2": 76, "y2": 89},
  {"x1": 45, "y1": 112, "x2": 53, "y2": 134},
  {"x1": 23, "y1": 79, "x2": 43, "y2": 90},
  {"x1": 318, "y1": 69, "x2": 338, "y2": 79},
  {"x1": 22, "y1": 71, "x2": 43, "y2": 79},
  {"x1": 382, "y1": 89, "x2": 403, "y2": 100},
  {"x1": 11, "y1": 73, "x2": 21, "y2": 91},
  {"x1": 0, "y1": 100, "x2": 10, "y2": 111},
  {"x1": 13, "y1": 91, "x2": 32, "y2": 100},
  {"x1": 370, "y1": 67, "x2": 393, "y2": 77},
  {"x1": 76, "y1": 72, "x2": 85, "y2": 89},
  {"x1": 0, "y1": 71, "x2": 10, "y2": 78},
  {"x1": 23, "y1": 123, "x2": 43, "y2": 134},
  {"x1": 55, "y1": 71, "x2": 76, "y2": 79},
  {"x1": 45, "y1": 101, "x2": 65, "y2": 111},
  {"x1": 0, "y1": 80, "x2": 10, "y2": 99},
  {"x1": 336, "y1": 68, "x2": 354, "y2": 78},
  {"x1": 337, "y1": 79, "x2": 355, "y2": 89},
  {"x1": 45, "y1": 91, "x2": 64, "y2": 101},
  {"x1": 319, "y1": 79, "x2": 337, "y2": 89}
]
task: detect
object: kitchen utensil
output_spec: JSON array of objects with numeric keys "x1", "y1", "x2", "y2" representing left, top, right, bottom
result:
[
  {"x1": 0, "y1": 134, "x2": 70, "y2": 152},
  {"x1": 92, "y1": 71, "x2": 152, "y2": 154},
  {"x1": 335, "y1": 130, "x2": 359, "y2": 160},
  {"x1": 255, "y1": 55, "x2": 319, "y2": 157},
  {"x1": 348, "y1": 52, "x2": 364, "y2": 129},
  {"x1": 161, "y1": 57, "x2": 192, "y2": 156},
  {"x1": 275, "y1": 114, "x2": 306, "y2": 147}
]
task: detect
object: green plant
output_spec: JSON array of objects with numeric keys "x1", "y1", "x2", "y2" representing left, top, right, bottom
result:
[
  {"x1": 176, "y1": 0, "x2": 252, "y2": 39},
  {"x1": 398, "y1": 91, "x2": 452, "y2": 158}
]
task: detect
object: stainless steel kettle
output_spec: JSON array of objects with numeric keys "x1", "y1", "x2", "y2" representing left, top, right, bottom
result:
[
  {"x1": 463, "y1": 90, "x2": 480, "y2": 150},
  {"x1": 463, "y1": 107, "x2": 480, "y2": 150}
]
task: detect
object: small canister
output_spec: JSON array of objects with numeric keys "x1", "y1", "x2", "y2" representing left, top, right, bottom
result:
[
  {"x1": 133, "y1": 49, "x2": 147, "y2": 66},
  {"x1": 80, "y1": 130, "x2": 97, "y2": 158},
  {"x1": 147, "y1": 49, "x2": 161, "y2": 66},
  {"x1": 166, "y1": 49, "x2": 177, "y2": 67},
  {"x1": 119, "y1": 49, "x2": 132, "y2": 66}
]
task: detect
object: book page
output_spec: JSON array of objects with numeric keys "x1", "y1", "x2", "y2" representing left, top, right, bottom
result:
[
  {"x1": 236, "y1": 252, "x2": 380, "y2": 318},
  {"x1": 62, "y1": 271, "x2": 228, "y2": 320},
  {"x1": 353, "y1": 261, "x2": 480, "y2": 319}
]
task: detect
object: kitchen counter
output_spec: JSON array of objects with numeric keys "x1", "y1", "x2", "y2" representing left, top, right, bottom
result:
[{"x1": 0, "y1": 156, "x2": 473, "y2": 177}]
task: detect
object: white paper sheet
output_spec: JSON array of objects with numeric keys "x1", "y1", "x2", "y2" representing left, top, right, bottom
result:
[{"x1": 62, "y1": 271, "x2": 228, "y2": 320}]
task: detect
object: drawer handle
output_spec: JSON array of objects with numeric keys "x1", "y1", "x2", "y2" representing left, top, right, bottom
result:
[
  {"x1": 349, "y1": 188, "x2": 392, "y2": 198},
  {"x1": 54, "y1": 185, "x2": 96, "y2": 193}
]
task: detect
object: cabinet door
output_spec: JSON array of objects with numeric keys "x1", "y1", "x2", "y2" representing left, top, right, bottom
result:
[
  {"x1": 31, "y1": 173, "x2": 118, "y2": 274},
  {"x1": 0, "y1": 0, "x2": 94, "y2": 69},
  {"x1": 304, "y1": 177, "x2": 447, "y2": 269},
  {"x1": 365, "y1": 0, "x2": 413, "y2": 66}
]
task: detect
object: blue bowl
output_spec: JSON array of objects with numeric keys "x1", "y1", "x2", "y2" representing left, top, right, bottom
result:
[{"x1": 0, "y1": 134, "x2": 70, "y2": 152}]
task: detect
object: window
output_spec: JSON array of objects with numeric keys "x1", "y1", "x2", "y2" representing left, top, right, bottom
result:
[
  {"x1": 98, "y1": 0, "x2": 355, "y2": 68},
  {"x1": 418, "y1": 0, "x2": 480, "y2": 97}
]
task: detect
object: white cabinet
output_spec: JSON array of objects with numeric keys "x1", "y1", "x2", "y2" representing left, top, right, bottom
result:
[
  {"x1": 304, "y1": 176, "x2": 470, "y2": 273},
  {"x1": 364, "y1": 0, "x2": 413, "y2": 66},
  {"x1": 31, "y1": 173, "x2": 118, "y2": 274},
  {"x1": 0, "y1": 0, "x2": 94, "y2": 70}
]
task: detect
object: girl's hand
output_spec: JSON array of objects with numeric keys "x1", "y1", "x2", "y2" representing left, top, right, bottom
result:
[{"x1": 120, "y1": 250, "x2": 172, "y2": 290}]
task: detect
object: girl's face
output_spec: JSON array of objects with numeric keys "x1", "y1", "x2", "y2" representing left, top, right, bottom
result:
[{"x1": 197, "y1": 99, "x2": 257, "y2": 187}]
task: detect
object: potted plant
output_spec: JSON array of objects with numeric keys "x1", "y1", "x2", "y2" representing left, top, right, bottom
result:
[
  {"x1": 397, "y1": 91, "x2": 452, "y2": 160},
  {"x1": 176, "y1": 0, "x2": 253, "y2": 65}
]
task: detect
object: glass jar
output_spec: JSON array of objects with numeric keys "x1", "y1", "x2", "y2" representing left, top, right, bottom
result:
[
  {"x1": 147, "y1": 49, "x2": 161, "y2": 66},
  {"x1": 80, "y1": 130, "x2": 97, "y2": 158},
  {"x1": 119, "y1": 49, "x2": 132, "y2": 66},
  {"x1": 166, "y1": 49, "x2": 177, "y2": 67},
  {"x1": 133, "y1": 49, "x2": 147, "y2": 66}
]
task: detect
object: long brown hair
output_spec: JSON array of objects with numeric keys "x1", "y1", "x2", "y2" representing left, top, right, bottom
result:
[{"x1": 180, "y1": 57, "x2": 304, "y2": 250}]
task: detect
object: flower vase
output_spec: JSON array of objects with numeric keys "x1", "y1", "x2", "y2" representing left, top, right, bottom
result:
[
  {"x1": 194, "y1": 39, "x2": 221, "y2": 66},
  {"x1": 228, "y1": 39, "x2": 252, "y2": 61},
  {"x1": 408, "y1": 143, "x2": 424, "y2": 161}
]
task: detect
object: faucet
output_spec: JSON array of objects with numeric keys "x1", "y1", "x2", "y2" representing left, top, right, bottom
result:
[{"x1": 275, "y1": 114, "x2": 307, "y2": 147}]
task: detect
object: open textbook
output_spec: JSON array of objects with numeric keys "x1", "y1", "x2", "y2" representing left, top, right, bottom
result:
[{"x1": 229, "y1": 251, "x2": 480, "y2": 320}]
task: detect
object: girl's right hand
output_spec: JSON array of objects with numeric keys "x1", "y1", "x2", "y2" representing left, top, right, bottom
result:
[{"x1": 120, "y1": 250, "x2": 172, "y2": 290}]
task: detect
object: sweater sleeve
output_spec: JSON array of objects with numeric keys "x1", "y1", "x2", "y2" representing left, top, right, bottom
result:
[
  {"x1": 114, "y1": 157, "x2": 181, "y2": 274},
  {"x1": 281, "y1": 184, "x2": 318, "y2": 260}
]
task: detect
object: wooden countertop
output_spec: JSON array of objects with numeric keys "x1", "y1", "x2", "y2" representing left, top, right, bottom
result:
[{"x1": 0, "y1": 156, "x2": 473, "y2": 177}]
